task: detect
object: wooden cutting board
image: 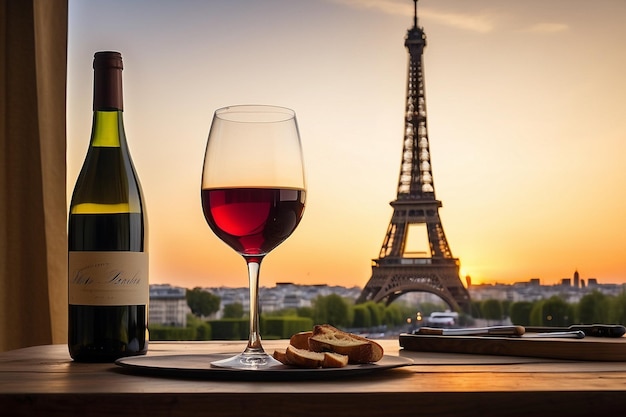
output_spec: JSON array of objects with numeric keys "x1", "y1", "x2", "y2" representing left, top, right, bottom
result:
[{"x1": 399, "y1": 333, "x2": 626, "y2": 361}]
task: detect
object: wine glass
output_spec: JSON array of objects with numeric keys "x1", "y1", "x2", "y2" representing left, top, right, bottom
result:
[{"x1": 201, "y1": 105, "x2": 306, "y2": 369}]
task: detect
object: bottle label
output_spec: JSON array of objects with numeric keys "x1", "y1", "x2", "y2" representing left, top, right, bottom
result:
[{"x1": 69, "y1": 251, "x2": 148, "y2": 306}]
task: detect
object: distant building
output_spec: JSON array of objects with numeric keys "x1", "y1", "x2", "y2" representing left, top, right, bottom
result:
[
  {"x1": 468, "y1": 276, "x2": 626, "y2": 305},
  {"x1": 208, "y1": 283, "x2": 358, "y2": 318},
  {"x1": 149, "y1": 284, "x2": 189, "y2": 327},
  {"x1": 211, "y1": 287, "x2": 248, "y2": 318}
]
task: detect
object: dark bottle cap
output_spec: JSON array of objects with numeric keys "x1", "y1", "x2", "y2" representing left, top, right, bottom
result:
[{"x1": 93, "y1": 51, "x2": 124, "y2": 111}]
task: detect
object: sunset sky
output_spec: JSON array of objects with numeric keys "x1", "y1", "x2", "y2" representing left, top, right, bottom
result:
[{"x1": 67, "y1": 0, "x2": 626, "y2": 291}]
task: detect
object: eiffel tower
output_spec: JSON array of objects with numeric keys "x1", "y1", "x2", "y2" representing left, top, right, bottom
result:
[{"x1": 357, "y1": 0, "x2": 471, "y2": 313}]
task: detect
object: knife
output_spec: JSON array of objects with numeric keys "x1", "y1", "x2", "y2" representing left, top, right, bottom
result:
[
  {"x1": 524, "y1": 324, "x2": 626, "y2": 338},
  {"x1": 414, "y1": 325, "x2": 525, "y2": 336},
  {"x1": 524, "y1": 330, "x2": 585, "y2": 339}
]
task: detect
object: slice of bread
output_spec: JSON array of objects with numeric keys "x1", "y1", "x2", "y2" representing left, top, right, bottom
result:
[
  {"x1": 272, "y1": 348, "x2": 291, "y2": 365},
  {"x1": 289, "y1": 331, "x2": 313, "y2": 350},
  {"x1": 277, "y1": 344, "x2": 350, "y2": 369},
  {"x1": 285, "y1": 345, "x2": 325, "y2": 368},
  {"x1": 308, "y1": 324, "x2": 384, "y2": 364},
  {"x1": 322, "y1": 351, "x2": 349, "y2": 368}
]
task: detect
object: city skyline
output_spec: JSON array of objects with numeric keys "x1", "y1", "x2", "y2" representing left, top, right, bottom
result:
[
  {"x1": 158, "y1": 268, "x2": 617, "y2": 293},
  {"x1": 150, "y1": 274, "x2": 626, "y2": 327},
  {"x1": 67, "y1": 1, "x2": 626, "y2": 290}
]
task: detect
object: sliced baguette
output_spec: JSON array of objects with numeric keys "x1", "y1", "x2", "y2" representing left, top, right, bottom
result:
[
  {"x1": 282, "y1": 344, "x2": 350, "y2": 369},
  {"x1": 289, "y1": 331, "x2": 313, "y2": 350},
  {"x1": 272, "y1": 348, "x2": 291, "y2": 365},
  {"x1": 285, "y1": 345, "x2": 325, "y2": 368},
  {"x1": 322, "y1": 351, "x2": 349, "y2": 368},
  {"x1": 308, "y1": 324, "x2": 384, "y2": 364}
]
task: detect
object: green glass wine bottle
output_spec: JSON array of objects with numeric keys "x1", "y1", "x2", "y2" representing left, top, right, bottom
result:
[{"x1": 68, "y1": 51, "x2": 148, "y2": 362}]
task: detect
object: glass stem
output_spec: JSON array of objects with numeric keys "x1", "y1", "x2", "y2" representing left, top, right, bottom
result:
[{"x1": 244, "y1": 259, "x2": 264, "y2": 354}]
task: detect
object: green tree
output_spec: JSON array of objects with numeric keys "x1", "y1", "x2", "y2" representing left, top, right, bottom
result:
[
  {"x1": 383, "y1": 303, "x2": 405, "y2": 327},
  {"x1": 352, "y1": 305, "x2": 372, "y2": 328},
  {"x1": 529, "y1": 300, "x2": 545, "y2": 326},
  {"x1": 481, "y1": 299, "x2": 503, "y2": 324},
  {"x1": 609, "y1": 292, "x2": 626, "y2": 324},
  {"x1": 364, "y1": 301, "x2": 383, "y2": 327},
  {"x1": 313, "y1": 294, "x2": 351, "y2": 328},
  {"x1": 578, "y1": 291, "x2": 609, "y2": 324},
  {"x1": 501, "y1": 300, "x2": 512, "y2": 318},
  {"x1": 470, "y1": 301, "x2": 483, "y2": 319},
  {"x1": 296, "y1": 306, "x2": 314, "y2": 319},
  {"x1": 186, "y1": 287, "x2": 220, "y2": 318},
  {"x1": 510, "y1": 301, "x2": 534, "y2": 326},
  {"x1": 539, "y1": 296, "x2": 573, "y2": 326},
  {"x1": 223, "y1": 302, "x2": 244, "y2": 319}
]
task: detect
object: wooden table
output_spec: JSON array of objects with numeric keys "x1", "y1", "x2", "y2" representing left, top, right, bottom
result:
[{"x1": 2, "y1": 339, "x2": 626, "y2": 417}]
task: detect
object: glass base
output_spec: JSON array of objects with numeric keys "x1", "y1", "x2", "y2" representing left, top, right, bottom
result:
[{"x1": 211, "y1": 351, "x2": 283, "y2": 370}]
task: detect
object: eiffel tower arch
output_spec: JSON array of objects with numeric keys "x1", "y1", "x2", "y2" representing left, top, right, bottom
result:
[{"x1": 357, "y1": 0, "x2": 471, "y2": 313}]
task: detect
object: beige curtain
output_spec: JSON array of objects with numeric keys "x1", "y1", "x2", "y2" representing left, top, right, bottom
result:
[{"x1": 0, "y1": 0, "x2": 68, "y2": 352}]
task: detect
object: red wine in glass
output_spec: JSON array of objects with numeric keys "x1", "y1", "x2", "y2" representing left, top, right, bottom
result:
[{"x1": 201, "y1": 187, "x2": 305, "y2": 260}]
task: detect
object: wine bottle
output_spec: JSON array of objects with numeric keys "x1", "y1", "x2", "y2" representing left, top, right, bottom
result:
[{"x1": 68, "y1": 51, "x2": 148, "y2": 362}]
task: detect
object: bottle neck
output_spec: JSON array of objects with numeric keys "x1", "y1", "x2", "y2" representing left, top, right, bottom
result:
[
  {"x1": 90, "y1": 52, "x2": 126, "y2": 147},
  {"x1": 90, "y1": 111, "x2": 125, "y2": 147}
]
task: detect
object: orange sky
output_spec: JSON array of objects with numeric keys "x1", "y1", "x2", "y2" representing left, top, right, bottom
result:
[{"x1": 67, "y1": 0, "x2": 626, "y2": 290}]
